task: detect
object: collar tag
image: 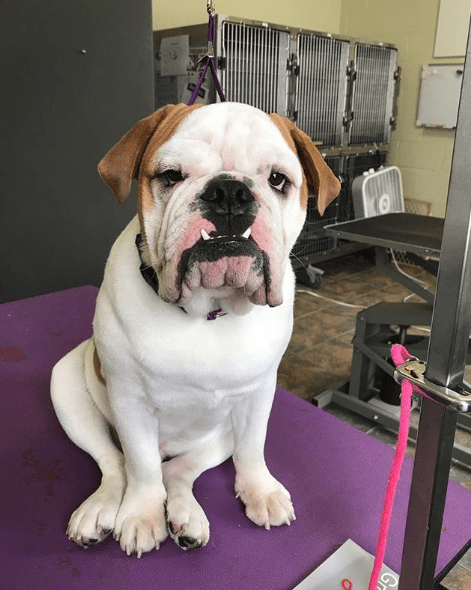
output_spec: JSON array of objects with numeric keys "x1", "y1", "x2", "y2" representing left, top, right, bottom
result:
[{"x1": 206, "y1": 308, "x2": 228, "y2": 321}]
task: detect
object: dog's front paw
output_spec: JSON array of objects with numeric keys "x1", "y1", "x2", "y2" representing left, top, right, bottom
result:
[
  {"x1": 114, "y1": 487, "x2": 168, "y2": 557},
  {"x1": 235, "y1": 473, "x2": 295, "y2": 530},
  {"x1": 166, "y1": 492, "x2": 210, "y2": 550},
  {"x1": 67, "y1": 474, "x2": 125, "y2": 548}
]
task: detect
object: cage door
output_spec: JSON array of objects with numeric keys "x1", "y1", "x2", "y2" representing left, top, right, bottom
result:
[
  {"x1": 219, "y1": 19, "x2": 290, "y2": 115},
  {"x1": 295, "y1": 34, "x2": 349, "y2": 147},
  {"x1": 349, "y1": 44, "x2": 398, "y2": 144}
]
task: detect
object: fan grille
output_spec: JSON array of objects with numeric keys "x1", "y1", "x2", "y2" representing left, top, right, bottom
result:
[{"x1": 363, "y1": 167, "x2": 403, "y2": 216}]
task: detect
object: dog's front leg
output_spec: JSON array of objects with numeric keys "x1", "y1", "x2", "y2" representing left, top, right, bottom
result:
[
  {"x1": 109, "y1": 388, "x2": 168, "y2": 557},
  {"x1": 231, "y1": 377, "x2": 295, "y2": 530}
]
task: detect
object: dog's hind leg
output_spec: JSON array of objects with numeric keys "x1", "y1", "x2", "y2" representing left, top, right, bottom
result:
[
  {"x1": 163, "y1": 431, "x2": 233, "y2": 550},
  {"x1": 51, "y1": 339, "x2": 126, "y2": 548}
]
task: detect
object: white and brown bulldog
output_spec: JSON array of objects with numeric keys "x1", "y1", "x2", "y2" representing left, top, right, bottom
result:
[{"x1": 51, "y1": 102, "x2": 340, "y2": 557}]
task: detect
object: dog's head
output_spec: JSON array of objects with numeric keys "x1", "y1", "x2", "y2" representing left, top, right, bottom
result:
[{"x1": 98, "y1": 103, "x2": 340, "y2": 310}]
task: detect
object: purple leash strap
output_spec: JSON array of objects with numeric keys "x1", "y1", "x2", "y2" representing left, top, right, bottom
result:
[{"x1": 187, "y1": 11, "x2": 226, "y2": 105}]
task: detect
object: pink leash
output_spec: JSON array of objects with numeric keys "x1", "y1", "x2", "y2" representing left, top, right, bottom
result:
[{"x1": 367, "y1": 344, "x2": 429, "y2": 590}]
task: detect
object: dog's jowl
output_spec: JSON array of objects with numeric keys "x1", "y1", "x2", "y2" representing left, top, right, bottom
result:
[{"x1": 50, "y1": 102, "x2": 340, "y2": 557}]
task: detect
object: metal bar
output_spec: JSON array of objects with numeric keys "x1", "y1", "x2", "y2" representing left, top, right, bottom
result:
[
  {"x1": 268, "y1": 29, "x2": 273, "y2": 111},
  {"x1": 251, "y1": 26, "x2": 256, "y2": 108},
  {"x1": 398, "y1": 17, "x2": 471, "y2": 590},
  {"x1": 298, "y1": 34, "x2": 305, "y2": 131},
  {"x1": 426, "y1": 78, "x2": 471, "y2": 386},
  {"x1": 253, "y1": 25, "x2": 258, "y2": 108},
  {"x1": 375, "y1": 247, "x2": 435, "y2": 304},
  {"x1": 229, "y1": 22, "x2": 234, "y2": 101},
  {"x1": 398, "y1": 403, "x2": 458, "y2": 589},
  {"x1": 309, "y1": 35, "x2": 316, "y2": 137},
  {"x1": 263, "y1": 27, "x2": 267, "y2": 111}
]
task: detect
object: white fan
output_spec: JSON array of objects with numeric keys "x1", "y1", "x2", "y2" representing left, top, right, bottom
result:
[{"x1": 352, "y1": 166, "x2": 404, "y2": 218}]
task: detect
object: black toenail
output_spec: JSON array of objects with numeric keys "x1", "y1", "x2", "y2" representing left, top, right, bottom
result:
[
  {"x1": 88, "y1": 538, "x2": 98, "y2": 544},
  {"x1": 102, "y1": 529, "x2": 112, "y2": 535},
  {"x1": 168, "y1": 522, "x2": 177, "y2": 535},
  {"x1": 178, "y1": 535, "x2": 199, "y2": 549}
]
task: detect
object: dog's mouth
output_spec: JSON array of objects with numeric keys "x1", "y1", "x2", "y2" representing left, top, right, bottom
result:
[
  {"x1": 200, "y1": 227, "x2": 252, "y2": 242},
  {"x1": 176, "y1": 226, "x2": 272, "y2": 306},
  {"x1": 155, "y1": 209, "x2": 285, "y2": 309}
]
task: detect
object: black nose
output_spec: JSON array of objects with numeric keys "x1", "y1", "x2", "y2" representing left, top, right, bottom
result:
[
  {"x1": 201, "y1": 179, "x2": 254, "y2": 214},
  {"x1": 200, "y1": 179, "x2": 257, "y2": 236}
]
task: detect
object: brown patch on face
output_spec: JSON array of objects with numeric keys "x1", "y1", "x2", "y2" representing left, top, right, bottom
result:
[
  {"x1": 268, "y1": 113, "x2": 340, "y2": 214},
  {"x1": 137, "y1": 105, "x2": 204, "y2": 221},
  {"x1": 93, "y1": 344, "x2": 106, "y2": 387},
  {"x1": 98, "y1": 104, "x2": 203, "y2": 234}
]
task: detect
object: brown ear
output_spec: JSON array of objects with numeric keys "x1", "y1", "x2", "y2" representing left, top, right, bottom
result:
[
  {"x1": 98, "y1": 104, "x2": 202, "y2": 203},
  {"x1": 268, "y1": 114, "x2": 341, "y2": 215}
]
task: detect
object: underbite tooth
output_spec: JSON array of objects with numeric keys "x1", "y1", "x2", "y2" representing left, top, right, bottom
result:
[
  {"x1": 201, "y1": 228, "x2": 211, "y2": 241},
  {"x1": 242, "y1": 228, "x2": 252, "y2": 239}
]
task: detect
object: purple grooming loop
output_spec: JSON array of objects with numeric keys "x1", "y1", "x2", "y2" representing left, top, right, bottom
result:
[{"x1": 187, "y1": 2, "x2": 226, "y2": 106}]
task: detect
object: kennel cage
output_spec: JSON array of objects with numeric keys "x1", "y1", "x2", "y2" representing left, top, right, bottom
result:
[
  {"x1": 153, "y1": 16, "x2": 399, "y2": 270},
  {"x1": 291, "y1": 151, "x2": 389, "y2": 264}
]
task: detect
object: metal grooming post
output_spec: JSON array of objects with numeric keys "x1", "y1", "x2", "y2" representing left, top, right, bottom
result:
[{"x1": 396, "y1": 19, "x2": 471, "y2": 590}]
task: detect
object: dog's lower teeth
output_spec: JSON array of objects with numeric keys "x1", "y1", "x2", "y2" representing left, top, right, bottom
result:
[
  {"x1": 242, "y1": 228, "x2": 251, "y2": 239},
  {"x1": 201, "y1": 229, "x2": 211, "y2": 241}
]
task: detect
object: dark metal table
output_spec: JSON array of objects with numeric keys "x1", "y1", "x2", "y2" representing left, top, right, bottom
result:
[
  {"x1": 325, "y1": 212, "x2": 443, "y2": 256},
  {"x1": 319, "y1": 212, "x2": 471, "y2": 588},
  {"x1": 326, "y1": 212, "x2": 443, "y2": 304},
  {"x1": 318, "y1": 212, "x2": 471, "y2": 467}
]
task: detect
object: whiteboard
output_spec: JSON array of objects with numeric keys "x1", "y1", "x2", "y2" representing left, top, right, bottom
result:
[
  {"x1": 434, "y1": 0, "x2": 471, "y2": 57},
  {"x1": 416, "y1": 64, "x2": 464, "y2": 129}
]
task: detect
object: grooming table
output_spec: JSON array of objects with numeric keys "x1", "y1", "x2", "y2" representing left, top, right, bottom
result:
[
  {"x1": 326, "y1": 212, "x2": 443, "y2": 304},
  {"x1": 1, "y1": 286, "x2": 471, "y2": 589},
  {"x1": 320, "y1": 213, "x2": 471, "y2": 467}
]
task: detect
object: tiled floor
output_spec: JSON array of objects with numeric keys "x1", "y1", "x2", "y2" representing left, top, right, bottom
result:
[{"x1": 278, "y1": 252, "x2": 471, "y2": 589}]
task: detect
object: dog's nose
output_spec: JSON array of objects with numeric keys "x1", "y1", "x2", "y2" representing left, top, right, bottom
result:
[
  {"x1": 200, "y1": 179, "x2": 254, "y2": 216},
  {"x1": 200, "y1": 179, "x2": 257, "y2": 236}
]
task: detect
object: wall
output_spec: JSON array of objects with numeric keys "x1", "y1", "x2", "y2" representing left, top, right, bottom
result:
[
  {"x1": 153, "y1": 0, "x2": 341, "y2": 35},
  {"x1": 0, "y1": 0, "x2": 154, "y2": 302},
  {"x1": 340, "y1": 0, "x2": 462, "y2": 217}
]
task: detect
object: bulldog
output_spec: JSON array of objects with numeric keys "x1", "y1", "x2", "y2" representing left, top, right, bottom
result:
[{"x1": 50, "y1": 102, "x2": 340, "y2": 557}]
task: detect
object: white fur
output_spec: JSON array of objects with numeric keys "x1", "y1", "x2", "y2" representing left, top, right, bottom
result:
[{"x1": 51, "y1": 103, "x2": 305, "y2": 556}]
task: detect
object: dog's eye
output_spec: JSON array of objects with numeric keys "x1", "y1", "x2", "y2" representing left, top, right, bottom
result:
[
  {"x1": 268, "y1": 171, "x2": 287, "y2": 191},
  {"x1": 160, "y1": 169, "x2": 184, "y2": 188}
]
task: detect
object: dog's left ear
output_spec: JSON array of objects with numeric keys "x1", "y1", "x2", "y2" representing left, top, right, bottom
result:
[
  {"x1": 269, "y1": 114, "x2": 341, "y2": 215},
  {"x1": 98, "y1": 104, "x2": 202, "y2": 203}
]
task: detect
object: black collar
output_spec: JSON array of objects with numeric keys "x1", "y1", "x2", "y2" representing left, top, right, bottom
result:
[{"x1": 135, "y1": 234, "x2": 160, "y2": 295}]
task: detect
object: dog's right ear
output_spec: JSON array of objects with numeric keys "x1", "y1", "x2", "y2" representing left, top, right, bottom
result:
[{"x1": 98, "y1": 104, "x2": 202, "y2": 203}]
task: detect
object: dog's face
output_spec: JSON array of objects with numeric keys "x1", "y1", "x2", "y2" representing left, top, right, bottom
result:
[{"x1": 98, "y1": 103, "x2": 340, "y2": 309}]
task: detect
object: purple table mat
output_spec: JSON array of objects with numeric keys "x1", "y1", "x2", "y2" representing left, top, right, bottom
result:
[{"x1": 1, "y1": 285, "x2": 470, "y2": 589}]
